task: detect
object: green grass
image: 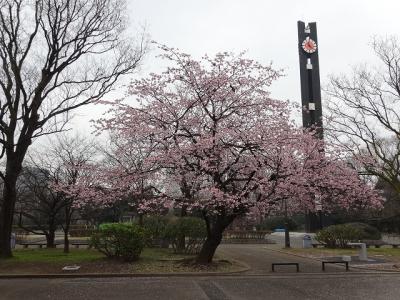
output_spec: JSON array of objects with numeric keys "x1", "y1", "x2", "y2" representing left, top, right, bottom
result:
[
  {"x1": 1, "y1": 247, "x2": 193, "y2": 264},
  {"x1": 0, "y1": 248, "x2": 243, "y2": 274},
  {"x1": 3, "y1": 248, "x2": 104, "y2": 263}
]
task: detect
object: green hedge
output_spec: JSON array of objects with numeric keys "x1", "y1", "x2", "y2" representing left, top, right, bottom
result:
[
  {"x1": 141, "y1": 216, "x2": 169, "y2": 247},
  {"x1": 345, "y1": 222, "x2": 381, "y2": 240},
  {"x1": 315, "y1": 224, "x2": 362, "y2": 248},
  {"x1": 164, "y1": 217, "x2": 207, "y2": 254},
  {"x1": 90, "y1": 223, "x2": 146, "y2": 261}
]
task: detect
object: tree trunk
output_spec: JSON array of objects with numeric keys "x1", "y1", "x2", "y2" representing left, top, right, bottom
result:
[
  {"x1": 0, "y1": 175, "x2": 18, "y2": 258},
  {"x1": 63, "y1": 207, "x2": 72, "y2": 254},
  {"x1": 176, "y1": 206, "x2": 187, "y2": 253},
  {"x1": 138, "y1": 214, "x2": 143, "y2": 226},
  {"x1": 63, "y1": 230, "x2": 69, "y2": 253},
  {"x1": 196, "y1": 213, "x2": 236, "y2": 264},
  {"x1": 46, "y1": 229, "x2": 56, "y2": 248},
  {"x1": 0, "y1": 141, "x2": 30, "y2": 258},
  {"x1": 284, "y1": 225, "x2": 291, "y2": 248},
  {"x1": 196, "y1": 227, "x2": 223, "y2": 264}
]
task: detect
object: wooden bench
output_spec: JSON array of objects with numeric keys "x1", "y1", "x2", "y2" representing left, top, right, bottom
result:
[
  {"x1": 272, "y1": 262, "x2": 299, "y2": 272},
  {"x1": 71, "y1": 242, "x2": 90, "y2": 249},
  {"x1": 18, "y1": 242, "x2": 47, "y2": 249},
  {"x1": 322, "y1": 260, "x2": 349, "y2": 271}
]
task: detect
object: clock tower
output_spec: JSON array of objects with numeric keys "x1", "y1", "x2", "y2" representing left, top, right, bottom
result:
[
  {"x1": 297, "y1": 21, "x2": 324, "y2": 232},
  {"x1": 297, "y1": 21, "x2": 323, "y2": 139}
]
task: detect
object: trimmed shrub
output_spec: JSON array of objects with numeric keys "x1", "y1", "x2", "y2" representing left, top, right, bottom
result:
[
  {"x1": 141, "y1": 215, "x2": 169, "y2": 247},
  {"x1": 90, "y1": 223, "x2": 146, "y2": 261},
  {"x1": 345, "y1": 222, "x2": 381, "y2": 240},
  {"x1": 164, "y1": 217, "x2": 207, "y2": 254},
  {"x1": 315, "y1": 224, "x2": 362, "y2": 248}
]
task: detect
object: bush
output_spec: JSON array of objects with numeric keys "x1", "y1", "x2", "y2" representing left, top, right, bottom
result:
[
  {"x1": 316, "y1": 224, "x2": 362, "y2": 248},
  {"x1": 141, "y1": 215, "x2": 169, "y2": 247},
  {"x1": 256, "y1": 217, "x2": 298, "y2": 231},
  {"x1": 164, "y1": 217, "x2": 207, "y2": 254},
  {"x1": 345, "y1": 222, "x2": 381, "y2": 240},
  {"x1": 90, "y1": 223, "x2": 146, "y2": 261}
]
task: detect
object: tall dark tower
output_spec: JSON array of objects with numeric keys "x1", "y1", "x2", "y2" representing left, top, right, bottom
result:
[
  {"x1": 297, "y1": 21, "x2": 323, "y2": 139},
  {"x1": 297, "y1": 21, "x2": 324, "y2": 232}
]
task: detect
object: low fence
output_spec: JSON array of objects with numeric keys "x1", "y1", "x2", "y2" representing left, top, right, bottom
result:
[
  {"x1": 12, "y1": 225, "x2": 96, "y2": 238},
  {"x1": 221, "y1": 230, "x2": 274, "y2": 244},
  {"x1": 69, "y1": 225, "x2": 96, "y2": 237}
]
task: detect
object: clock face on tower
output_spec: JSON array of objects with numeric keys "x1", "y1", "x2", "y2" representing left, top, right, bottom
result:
[{"x1": 302, "y1": 37, "x2": 317, "y2": 54}]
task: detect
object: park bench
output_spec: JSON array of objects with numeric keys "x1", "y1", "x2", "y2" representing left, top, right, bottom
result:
[
  {"x1": 71, "y1": 241, "x2": 90, "y2": 249},
  {"x1": 271, "y1": 262, "x2": 300, "y2": 272},
  {"x1": 322, "y1": 260, "x2": 349, "y2": 271},
  {"x1": 18, "y1": 242, "x2": 47, "y2": 249}
]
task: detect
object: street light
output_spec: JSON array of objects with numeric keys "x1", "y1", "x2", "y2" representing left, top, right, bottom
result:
[
  {"x1": 315, "y1": 196, "x2": 323, "y2": 230},
  {"x1": 284, "y1": 198, "x2": 290, "y2": 248}
]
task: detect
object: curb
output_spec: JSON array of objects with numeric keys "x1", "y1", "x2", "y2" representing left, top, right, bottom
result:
[{"x1": 0, "y1": 259, "x2": 250, "y2": 279}]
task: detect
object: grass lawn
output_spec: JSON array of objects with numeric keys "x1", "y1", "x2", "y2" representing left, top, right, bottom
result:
[
  {"x1": 3, "y1": 248, "x2": 104, "y2": 264},
  {"x1": 0, "y1": 248, "x2": 243, "y2": 275}
]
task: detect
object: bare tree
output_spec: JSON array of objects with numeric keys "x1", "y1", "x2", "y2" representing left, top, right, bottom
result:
[
  {"x1": 15, "y1": 166, "x2": 65, "y2": 248},
  {"x1": 325, "y1": 37, "x2": 400, "y2": 197},
  {"x1": 42, "y1": 134, "x2": 96, "y2": 253},
  {"x1": 0, "y1": 0, "x2": 146, "y2": 257}
]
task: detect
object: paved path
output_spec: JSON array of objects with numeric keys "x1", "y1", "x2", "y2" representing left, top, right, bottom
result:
[
  {"x1": 217, "y1": 244, "x2": 349, "y2": 274},
  {"x1": 1, "y1": 273, "x2": 399, "y2": 300}
]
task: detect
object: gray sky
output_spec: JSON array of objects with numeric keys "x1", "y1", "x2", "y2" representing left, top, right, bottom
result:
[{"x1": 69, "y1": 0, "x2": 400, "y2": 135}]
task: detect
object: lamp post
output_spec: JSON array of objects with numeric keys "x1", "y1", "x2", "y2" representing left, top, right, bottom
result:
[
  {"x1": 315, "y1": 197, "x2": 323, "y2": 230},
  {"x1": 284, "y1": 198, "x2": 290, "y2": 248}
]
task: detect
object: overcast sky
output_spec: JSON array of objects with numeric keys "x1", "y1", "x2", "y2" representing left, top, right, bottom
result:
[{"x1": 70, "y1": 0, "x2": 400, "y2": 135}]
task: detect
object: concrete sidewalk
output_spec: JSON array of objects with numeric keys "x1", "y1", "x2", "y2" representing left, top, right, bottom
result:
[
  {"x1": 217, "y1": 244, "x2": 350, "y2": 274},
  {"x1": 1, "y1": 273, "x2": 399, "y2": 299}
]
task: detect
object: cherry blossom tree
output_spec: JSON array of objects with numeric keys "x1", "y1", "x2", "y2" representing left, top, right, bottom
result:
[
  {"x1": 97, "y1": 46, "x2": 382, "y2": 264},
  {"x1": 94, "y1": 131, "x2": 168, "y2": 219}
]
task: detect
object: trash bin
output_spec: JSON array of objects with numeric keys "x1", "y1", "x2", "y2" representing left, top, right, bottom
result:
[
  {"x1": 302, "y1": 234, "x2": 312, "y2": 248},
  {"x1": 10, "y1": 233, "x2": 16, "y2": 249}
]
